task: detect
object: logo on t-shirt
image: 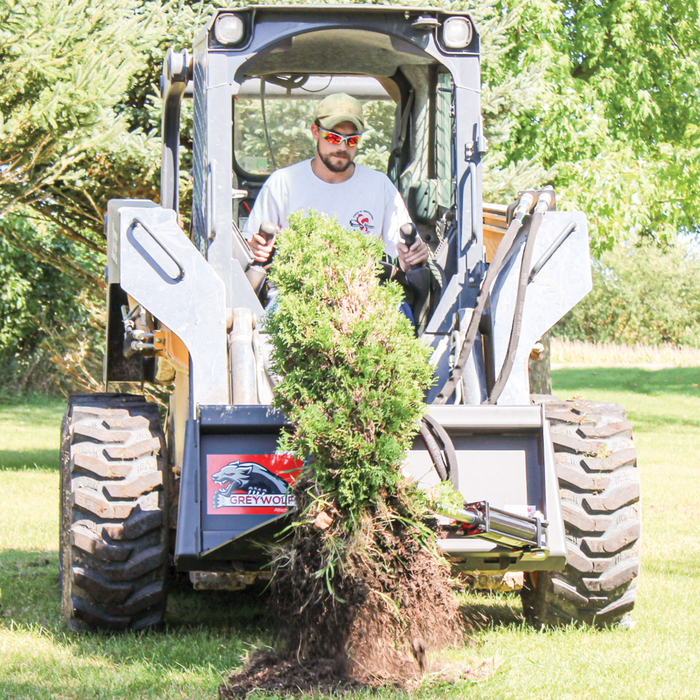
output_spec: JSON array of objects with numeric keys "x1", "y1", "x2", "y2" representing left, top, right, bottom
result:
[{"x1": 350, "y1": 210, "x2": 375, "y2": 233}]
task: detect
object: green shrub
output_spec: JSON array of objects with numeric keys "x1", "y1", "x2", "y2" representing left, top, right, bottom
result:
[
  {"x1": 261, "y1": 212, "x2": 462, "y2": 679},
  {"x1": 0, "y1": 214, "x2": 103, "y2": 394},
  {"x1": 265, "y1": 210, "x2": 434, "y2": 520},
  {"x1": 556, "y1": 240, "x2": 700, "y2": 347}
]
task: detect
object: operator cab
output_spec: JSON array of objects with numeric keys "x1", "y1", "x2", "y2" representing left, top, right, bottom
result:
[
  {"x1": 214, "y1": 10, "x2": 476, "y2": 255},
  {"x1": 161, "y1": 5, "x2": 484, "y2": 337}
]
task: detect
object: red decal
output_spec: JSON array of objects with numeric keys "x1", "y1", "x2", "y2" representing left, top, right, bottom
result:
[{"x1": 207, "y1": 454, "x2": 302, "y2": 515}]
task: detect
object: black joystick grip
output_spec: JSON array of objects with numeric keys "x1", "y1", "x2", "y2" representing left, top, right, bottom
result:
[
  {"x1": 400, "y1": 222, "x2": 417, "y2": 250},
  {"x1": 259, "y1": 221, "x2": 277, "y2": 243}
]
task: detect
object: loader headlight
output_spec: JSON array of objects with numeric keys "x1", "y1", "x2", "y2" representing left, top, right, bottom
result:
[
  {"x1": 442, "y1": 17, "x2": 473, "y2": 50},
  {"x1": 215, "y1": 14, "x2": 246, "y2": 45}
]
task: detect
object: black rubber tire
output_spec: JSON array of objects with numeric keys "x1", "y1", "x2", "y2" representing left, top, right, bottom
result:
[
  {"x1": 521, "y1": 397, "x2": 641, "y2": 628},
  {"x1": 59, "y1": 394, "x2": 169, "y2": 631}
]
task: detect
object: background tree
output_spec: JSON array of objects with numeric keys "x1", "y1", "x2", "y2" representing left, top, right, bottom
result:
[
  {"x1": 1, "y1": 0, "x2": 698, "y2": 391},
  {"x1": 480, "y1": 0, "x2": 700, "y2": 252},
  {"x1": 556, "y1": 239, "x2": 700, "y2": 346},
  {"x1": 7, "y1": 0, "x2": 697, "y2": 254}
]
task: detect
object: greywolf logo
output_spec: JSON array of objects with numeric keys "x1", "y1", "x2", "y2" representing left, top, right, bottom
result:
[{"x1": 211, "y1": 460, "x2": 294, "y2": 510}]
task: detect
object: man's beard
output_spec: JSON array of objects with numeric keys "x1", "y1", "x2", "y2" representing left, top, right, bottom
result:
[{"x1": 318, "y1": 146, "x2": 354, "y2": 173}]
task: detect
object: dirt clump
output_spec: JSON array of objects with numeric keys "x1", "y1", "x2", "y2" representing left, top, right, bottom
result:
[
  {"x1": 219, "y1": 486, "x2": 463, "y2": 697},
  {"x1": 219, "y1": 653, "x2": 362, "y2": 699}
]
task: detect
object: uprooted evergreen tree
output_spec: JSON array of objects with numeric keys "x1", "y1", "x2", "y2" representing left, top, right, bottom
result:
[{"x1": 261, "y1": 211, "x2": 463, "y2": 681}]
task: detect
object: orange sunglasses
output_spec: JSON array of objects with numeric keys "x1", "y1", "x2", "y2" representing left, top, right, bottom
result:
[{"x1": 318, "y1": 126, "x2": 362, "y2": 148}]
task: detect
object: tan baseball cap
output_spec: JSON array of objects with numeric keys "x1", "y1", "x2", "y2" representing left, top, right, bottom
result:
[{"x1": 315, "y1": 93, "x2": 364, "y2": 133}]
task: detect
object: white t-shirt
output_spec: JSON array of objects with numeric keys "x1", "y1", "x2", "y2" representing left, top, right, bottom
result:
[{"x1": 243, "y1": 159, "x2": 411, "y2": 258}]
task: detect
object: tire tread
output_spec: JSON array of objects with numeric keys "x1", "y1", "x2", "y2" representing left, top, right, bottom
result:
[
  {"x1": 60, "y1": 394, "x2": 168, "y2": 632},
  {"x1": 522, "y1": 398, "x2": 641, "y2": 628}
]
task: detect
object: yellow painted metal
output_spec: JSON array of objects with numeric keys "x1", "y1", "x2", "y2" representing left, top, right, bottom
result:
[
  {"x1": 155, "y1": 326, "x2": 189, "y2": 373},
  {"x1": 483, "y1": 203, "x2": 508, "y2": 263},
  {"x1": 170, "y1": 370, "x2": 189, "y2": 473}
]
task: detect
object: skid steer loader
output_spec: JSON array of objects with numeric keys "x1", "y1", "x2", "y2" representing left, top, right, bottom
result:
[{"x1": 59, "y1": 5, "x2": 641, "y2": 632}]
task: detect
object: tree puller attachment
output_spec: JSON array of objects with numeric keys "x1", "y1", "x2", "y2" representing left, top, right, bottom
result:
[
  {"x1": 60, "y1": 5, "x2": 640, "y2": 632},
  {"x1": 436, "y1": 501, "x2": 543, "y2": 550}
]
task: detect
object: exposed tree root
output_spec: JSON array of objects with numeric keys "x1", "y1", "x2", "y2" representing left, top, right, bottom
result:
[{"x1": 219, "y1": 484, "x2": 464, "y2": 696}]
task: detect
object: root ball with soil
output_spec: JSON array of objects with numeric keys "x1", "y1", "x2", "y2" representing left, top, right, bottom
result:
[{"x1": 221, "y1": 212, "x2": 463, "y2": 695}]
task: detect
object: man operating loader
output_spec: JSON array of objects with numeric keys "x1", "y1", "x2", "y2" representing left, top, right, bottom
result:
[{"x1": 244, "y1": 93, "x2": 429, "y2": 272}]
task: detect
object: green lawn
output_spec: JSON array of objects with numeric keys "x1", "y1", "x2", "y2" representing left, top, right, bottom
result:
[{"x1": 1, "y1": 369, "x2": 699, "y2": 699}]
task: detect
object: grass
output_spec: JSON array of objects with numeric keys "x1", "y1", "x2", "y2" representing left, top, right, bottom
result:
[
  {"x1": 0, "y1": 395, "x2": 65, "y2": 472},
  {"x1": 1, "y1": 368, "x2": 699, "y2": 698},
  {"x1": 551, "y1": 337, "x2": 700, "y2": 367}
]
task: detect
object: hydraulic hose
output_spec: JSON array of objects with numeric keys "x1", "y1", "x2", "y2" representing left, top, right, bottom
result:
[
  {"x1": 433, "y1": 191, "x2": 534, "y2": 404},
  {"x1": 418, "y1": 413, "x2": 460, "y2": 482},
  {"x1": 528, "y1": 221, "x2": 577, "y2": 284},
  {"x1": 419, "y1": 423, "x2": 448, "y2": 481},
  {"x1": 487, "y1": 190, "x2": 552, "y2": 404}
]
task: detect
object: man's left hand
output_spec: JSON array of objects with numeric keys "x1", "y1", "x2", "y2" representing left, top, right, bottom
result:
[{"x1": 398, "y1": 236, "x2": 429, "y2": 271}]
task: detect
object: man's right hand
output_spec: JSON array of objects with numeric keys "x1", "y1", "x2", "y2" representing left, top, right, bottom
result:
[{"x1": 248, "y1": 222, "x2": 278, "y2": 263}]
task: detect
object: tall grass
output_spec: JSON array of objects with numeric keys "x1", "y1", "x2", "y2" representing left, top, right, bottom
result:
[{"x1": 551, "y1": 337, "x2": 700, "y2": 367}]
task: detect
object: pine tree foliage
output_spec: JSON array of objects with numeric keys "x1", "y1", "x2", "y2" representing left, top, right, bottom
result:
[
  {"x1": 0, "y1": 0, "x2": 165, "y2": 246},
  {"x1": 265, "y1": 211, "x2": 434, "y2": 518}
]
